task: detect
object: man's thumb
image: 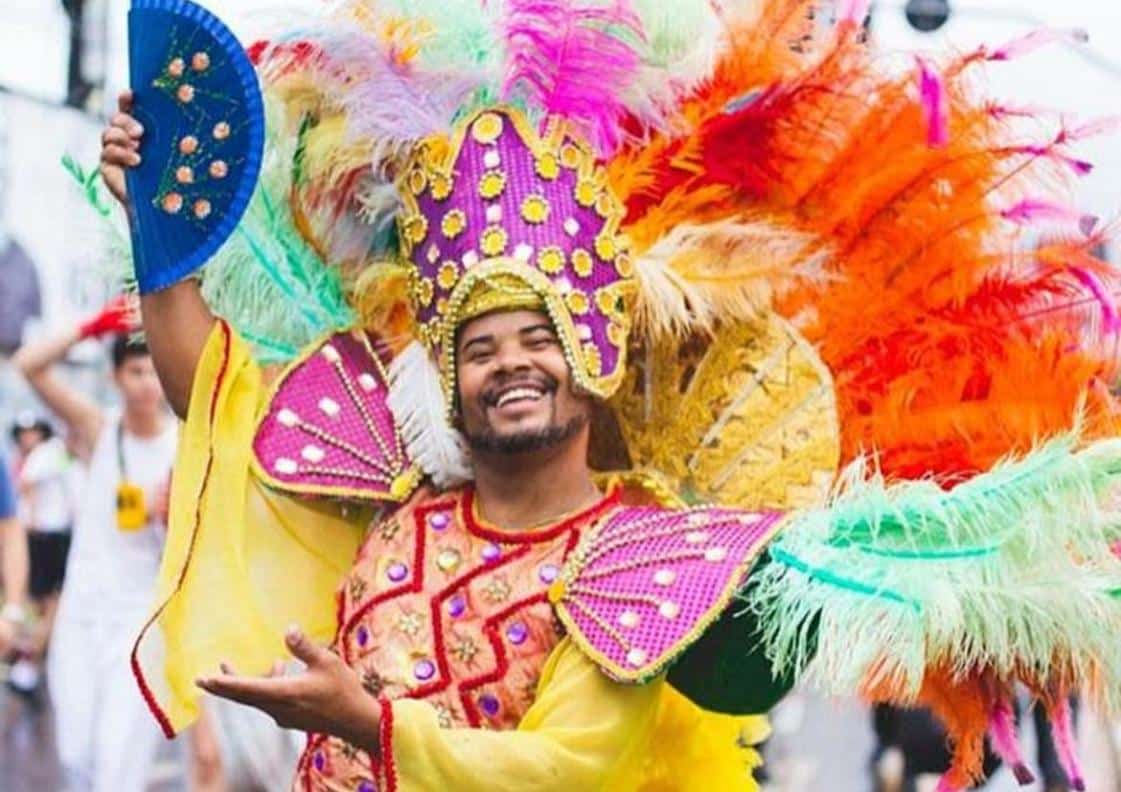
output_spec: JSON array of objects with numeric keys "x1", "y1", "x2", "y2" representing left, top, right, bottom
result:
[{"x1": 285, "y1": 625, "x2": 326, "y2": 665}]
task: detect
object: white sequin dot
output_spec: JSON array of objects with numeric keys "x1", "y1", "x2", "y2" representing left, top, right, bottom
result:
[
  {"x1": 514, "y1": 243, "x2": 533, "y2": 262},
  {"x1": 659, "y1": 601, "x2": 680, "y2": 620},
  {"x1": 618, "y1": 611, "x2": 640, "y2": 629},
  {"x1": 704, "y1": 547, "x2": 728, "y2": 562},
  {"x1": 485, "y1": 204, "x2": 502, "y2": 224},
  {"x1": 275, "y1": 458, "x2": 298, "y2": 475},
  {"x1": 462, "y1": 251, "x2": 479, "y2": 268},
  {"x1": 483, "y1": 148, "x2": 501, "y2": 168},
  {"x1": 653, "y1": 569, "x2": 676, "y2": 587},
  {"x1": 318, "y1": 397, "x2": 341, "y2": 418},
  {"x1": 426, "y1": 244, "x2": 441, "y2": 264},
  {"x1": 563, "y1": 218, "x2": 580, "y2": 237},
  {"x1": 277, "y1": 408, "x2": 299, "y2": 428},
  {"x1": 320, "y1": 344, "x2": 340, "y2": 363},
  {"x1": 301, "y1": 445, "x2": 325, "y2": 463},
  {"x1": 687, "y1": 512, "x2": 709, "y2": 526},
  {"x1": 739, "y1": 514, "x2": 761, "y2": 527},
  {"x1": 577, "y1": 324, "x2": 593, "y2": 341},
  {"x1": 358, "y1": 373, "x2": 378, "y2": 392},
  {"x1": 626, "y1": 648, "x2": 648, "y2": 667},
  {"x1": 555, "y1": 277, "x2": 573, "y2": 294},
  {"x1": 685, "y1": 531, "x2": 709, "y2": 545}
]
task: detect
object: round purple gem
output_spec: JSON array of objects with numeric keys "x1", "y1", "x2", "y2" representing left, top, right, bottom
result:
[
  {"x1": 448, "y1": 593, "x2": 467, "y2": 618},
  {"x1": 413, "y1": 659, "x2": 436, "y2": 682},
  {"x1": 538, "y1": 563, "x2": 559, "y2": 584},
  {"x1": 313, "y1": 751, "x2": 325, "y2": 772},
  {"x1": 358, "y1": 782, "x2": 376, "y2": 792},
  {"x1": 386, "y1": 562, "x2": 408, "y2": 583},
  {"x1": 505, "y1": 621, "x2": 528, "y2": 645},
  {"x1": 356, "y1": 625, "x2": 369, "y2": 647},
  {"x1": 479, "y1": 693, "x2": 501, "y2": 717},
  {"x1": 481, "y1": 543, "x2": 501, "y2": 563},
  {"x1": 428, "y1": 511, "x2": 451, "y2": 531}
]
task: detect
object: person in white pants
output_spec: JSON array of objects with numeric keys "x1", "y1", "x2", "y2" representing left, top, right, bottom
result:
[{"x1": 14, "y1": 305, "x2": 176, "y2": 792}]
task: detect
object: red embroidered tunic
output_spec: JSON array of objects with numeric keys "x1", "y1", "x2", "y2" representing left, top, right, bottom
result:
[{"x1": 296, "y1": 484, "x2": 622, "y2": 790}]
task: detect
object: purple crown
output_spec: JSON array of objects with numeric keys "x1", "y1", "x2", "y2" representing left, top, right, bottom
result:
[{"x1": 397, "y1": 107, "x2": 635, "y2": 400}]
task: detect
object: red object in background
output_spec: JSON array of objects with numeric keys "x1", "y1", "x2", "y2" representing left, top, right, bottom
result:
[{"x1": 77, "y1": 296, "x2": 138, "y2": 340}]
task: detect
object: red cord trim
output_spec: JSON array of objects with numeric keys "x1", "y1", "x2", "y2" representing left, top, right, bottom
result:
[{"x1": 129, "y1": 319, "x2": 232, "y2": 739}]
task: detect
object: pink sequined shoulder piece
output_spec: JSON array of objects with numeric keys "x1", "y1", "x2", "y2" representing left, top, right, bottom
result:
[
  {"x1": 251, "y1": 331, "x2": 420, "y2": 502},
  {"x1": 552, "y1": 505, "x2": 784, "y2": 682}
]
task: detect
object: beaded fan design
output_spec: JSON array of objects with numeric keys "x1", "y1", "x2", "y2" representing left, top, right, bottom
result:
[{"x1": 252, "y1": 331, "x2": 421, "y2": 501}]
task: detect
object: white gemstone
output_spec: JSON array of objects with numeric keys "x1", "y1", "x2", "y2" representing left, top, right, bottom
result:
[
  {"x1": 563, "y1": 218, "x2": 580, "y2": 237},
  {"x1": 555, "y1": 277, "x2": 573, "y2": 294},
  {"x1": 705, "y1": 547, "x2": 728, "y2": 562},
  {"x1": 358, "y1": 373, "x2": 378, "y2": 392},
  {"x1": 277, "y1": 408, "x2": 299, "y2": 428},
  {"x1": 485, "y1": 204, "x2": 502, "y2": 224},
  {"x1": 462, "y1": 251, "x2": 479, "y2": 268},
  {"x1": 618, "y1": 611, "x2": 640, "y2": 629},
  {"x1": 686, "y1": 512, "x2": 709, "y2": 526},
  {"x1": 301, "y1": 445, "x2": 325, "y2": 463},
  {"x1": 320, "y1": 344, "x2": 340, "y2": 363},
  {"x1": 275, "y1": 458, "x2": 298, "y2": 475},
  {"x1": 318, "y1": 397, "x2": 341, "y2": 417},
  {"x1": 653, "y1": 569, "x2": 676, "y2": 587},
  {"x1": 659, "y1": 601, "x2": 680, "y2": 620},
  {"x1": 738, "y1": 514, "x2": 760, "y2": 527},
  {"x1": 514, "y1": 243, "x2": 533, "y2": 262},
  {"x1": 626, "y1": 648, "x2": 648, "y2": 667},
  {"x1": 483, "y1": 148, "x2": 501, "y2": 168},
  {"x1": 685, "y1": 531, "x2": 709, "y2": 545},
  {"x1": 426, "y1": 244, "x2": 440, "y2": 264},
  {"x1": 577, "y1": 324, "x2": 593, "y2": 341}
]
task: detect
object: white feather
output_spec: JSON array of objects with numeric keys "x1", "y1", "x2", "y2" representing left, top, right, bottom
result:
[{"x1": 387, "y1": 341, "x2": 473, "y2": 488}]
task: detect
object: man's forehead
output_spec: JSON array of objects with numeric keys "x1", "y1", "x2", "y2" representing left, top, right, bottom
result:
[{"x1": 458, "y1": 309, "x2": 555, "y2": 344}]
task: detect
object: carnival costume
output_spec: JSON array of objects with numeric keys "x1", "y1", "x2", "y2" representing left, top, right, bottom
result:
[{"x1": 85, "y1": 1, "x2": 1121, "y2": 790}]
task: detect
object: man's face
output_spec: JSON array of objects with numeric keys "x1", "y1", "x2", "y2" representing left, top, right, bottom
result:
[
  {"x1": 113, "y1": 354, "x2": 165, "y2": 417},
  {"x1": 14, "y1": 428, "x2": 45, "y2": 457},
  {"x1": 455, "y1": 310, "x2": 592, "y2": 455}
]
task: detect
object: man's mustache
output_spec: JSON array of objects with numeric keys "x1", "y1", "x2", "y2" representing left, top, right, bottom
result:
[{"x1": 480, "y1": 374, "x2": 559, "y2": 407}]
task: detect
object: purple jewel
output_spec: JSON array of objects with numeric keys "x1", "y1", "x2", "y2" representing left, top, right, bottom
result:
[
  {"x1": 428, "y1": 511, "x2": 451, "y2": 531},
  {"x1": 386, "y1": 562, "x2": 408, "y2": 583},
  {"x1": 313, "y1": 751, "x2": 325, "y2": 772},
  {"x1": 481, "y1": 543, "x2": 501, "y2": 563},
  {"x1": 505, "y1": 621, "x2": 528, "y2": 645},
  {"x1": 479, "y1": 693, "x2": 501, "y2": 717},
  {"x1": 538, "y1": 563, "x2": 559, "y2": 584},
  {"x1": 358, "y1": 782, "x2": 376, "y2": 792},
  {"x1": 448, "y1": 593, "x2": 466, "y2": 618},
  {"x1": 414, "y1": 659, "x2": 436, "y2": 682},
  {"x1": 356, "y1": 625, "x2": 369, "y2": 647}
]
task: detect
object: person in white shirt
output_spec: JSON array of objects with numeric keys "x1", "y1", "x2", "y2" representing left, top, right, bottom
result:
[
  {"x1": 13, "y1": 305, "x2": 183, "y2": 792},
  {"x1": 9, "y1": 416, "x2": 76, "y2": 664}
]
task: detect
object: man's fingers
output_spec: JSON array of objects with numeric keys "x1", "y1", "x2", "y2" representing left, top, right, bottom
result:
[
  {"x1": 101, "y1": 144, "x2": 141, "y2": 167},
  {"x1": 285, "y1": 625, "x2": 330, "y2": 667},
  {"x1": 196, "y1": 672, "x2": 291, "y2": 708},
  {"x1": 101, "y1": 126, "x2": 135, "y2": 148},
  {"x1": 117, "y1": 90, "x2": 134, "y2": 113},
  {"x1": 109, "y1": 112, "x2": 144, "y2": 138}
]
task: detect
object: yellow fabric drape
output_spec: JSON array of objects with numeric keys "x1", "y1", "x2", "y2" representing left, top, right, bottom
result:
[{"x1": 134, "y1": 321, "x2": 370, "y2": 734}]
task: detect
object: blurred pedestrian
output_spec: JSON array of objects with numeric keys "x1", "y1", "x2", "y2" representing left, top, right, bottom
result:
[
  {"x1": 13, "y1": 300, "x2": 176, "y2": 792},
  {"x1": 0, "y1": 449, "x2": 30, "y2": 655}
]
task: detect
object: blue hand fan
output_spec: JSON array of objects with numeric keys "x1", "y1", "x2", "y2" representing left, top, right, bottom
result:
[{"x1": 126, "y1": 0, "x2": 264, "y2": 294}]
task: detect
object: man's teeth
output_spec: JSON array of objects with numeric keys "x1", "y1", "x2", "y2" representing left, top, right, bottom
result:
[{"x1": 495, "y1": 387, "x2": 544, "y2": 408}]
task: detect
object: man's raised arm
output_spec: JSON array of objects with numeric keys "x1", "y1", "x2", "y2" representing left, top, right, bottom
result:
[{"x1": 100, "y1": 90, "x2": 215, "y2": 419}]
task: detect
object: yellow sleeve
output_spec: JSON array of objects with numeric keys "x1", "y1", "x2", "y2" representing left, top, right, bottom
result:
[
  {"x1": 133, "y1": 322, "x2": 370, "y2": 736},
  {"x1": 377, "y1": 637, "x2": 663, "y2": 792}
]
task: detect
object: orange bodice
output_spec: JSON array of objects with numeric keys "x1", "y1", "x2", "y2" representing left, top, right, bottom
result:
[{"x1": 296, "y1": 484, "x2": 622, "y2": 790}]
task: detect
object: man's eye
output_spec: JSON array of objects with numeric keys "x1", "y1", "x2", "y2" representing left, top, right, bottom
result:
[{"x1": 527, "y1": 336, "x2": 555, "y2": 349}]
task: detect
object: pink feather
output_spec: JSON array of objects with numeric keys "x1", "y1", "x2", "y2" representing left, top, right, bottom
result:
[
  {"x1": 1048, "y1": 698, "x2": 1086, "y2": 791},
  {"x1": 1001, "y1": 199, "x2": 1098, "y2": 237},
  {"x1": 988, "y1": 28, "x2": 1090, "y2": 61},
  {"x1": 837, "y1": 0, "x2": 871, "y2": 27},
  {"x1": 916, "y1": 57, "x2": 948, "y2": 148},
  {"x1": 1015, "y1": 145, "x2": 1093, "y2": 176},
  {"x1": 988, "y1": 699, "x2": 1035, "y2": 786},
  {"x1": 1064, "y1": 115, "x2": 1121, "y2": 142},
  {"x1": 501, "y1": 0, "x2": 644, "y2": 154},
  {"x1": 1070, "y1": 266, "x2": 1121, "y2": 335}
]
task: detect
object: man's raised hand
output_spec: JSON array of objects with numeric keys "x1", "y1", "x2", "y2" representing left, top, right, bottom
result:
[{"x1": 99, "y1": 90, "x2": 143, "y2": 208}]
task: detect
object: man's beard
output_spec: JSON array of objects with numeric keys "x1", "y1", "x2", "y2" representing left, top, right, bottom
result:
[{"x1": 464, "y1": 414, "x2": 588, "y2": 455}]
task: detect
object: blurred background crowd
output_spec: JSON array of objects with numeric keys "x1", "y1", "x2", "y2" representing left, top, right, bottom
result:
[{"x1": 0, "y1": 1, "x2": 1119, "y2": 790}]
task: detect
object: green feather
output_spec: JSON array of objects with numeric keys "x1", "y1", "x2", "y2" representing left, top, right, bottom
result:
[{"x1": 744, "y1": 435, "x2": 1121, "y2": 708}]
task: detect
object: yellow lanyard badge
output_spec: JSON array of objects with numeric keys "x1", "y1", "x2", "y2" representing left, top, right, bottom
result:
[{"x1": 115, "y1": 422, "x2": 148, "y2": 532}]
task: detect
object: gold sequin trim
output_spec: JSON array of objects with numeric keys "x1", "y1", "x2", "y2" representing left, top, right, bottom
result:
[
  {"x1": 402, "y1": 215, "x2": 429, "y2": 245},
  {"x1": 583, "y1": 342, "x2": 602, "y2": 375},
  {"x1": 575, "y1": 180, "x2": 597, "y2": 208},
  {"x1": 538, "y1": 247, "x2": 565, "y2": 274},
  {"x1": 430, "y1": 173, "x2": 453, "y2": 201},
  {"x1": 480, "y1": 226, "x2": 508, "y2": 257},
  {"x1": 441, "y1": 209, "x2": 466, "y2": 239},
  {"x1": 566, "y1": 291, "x2": 590, "y2": 315},
  {"x1": 571, "y1": 249, "x2": 594, "y2": 278},
  {"x1": 437, "y1": 262, "x2": 459, "y2": 290},
  {"x1": 472, "y1": 112, "x2": 504, "y2": 144},
  {"x1": 407, "y1": 168, "x2": 427, "y2": 196},
  {"x1": 594, "y1": 233, "x2": 617, "y2": 261},
  {"x1": 521, "y1": 195, "x2": 550, "y2": 224},
  {"x1": 536, "y1": 153, "x2": 560, "y2": 181},
  {"x1": 479, "y1": 170, "x2": 507, "y2": 200}
]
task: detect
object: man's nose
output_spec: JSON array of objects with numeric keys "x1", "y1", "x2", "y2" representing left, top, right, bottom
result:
[{"x1": 493, "y1": 342, "x2": 531, "y2": 372}]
